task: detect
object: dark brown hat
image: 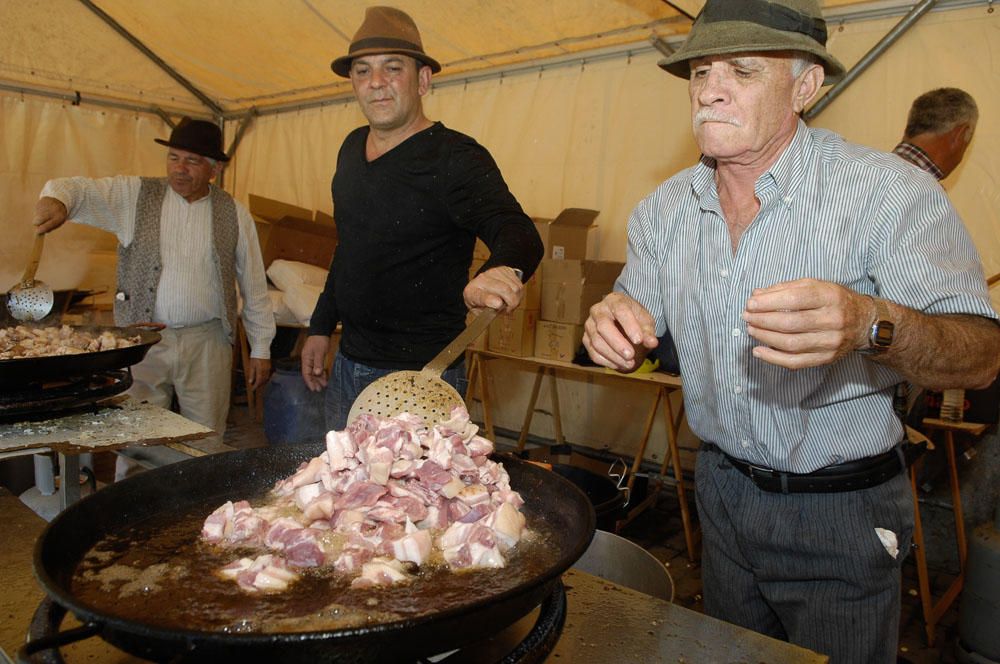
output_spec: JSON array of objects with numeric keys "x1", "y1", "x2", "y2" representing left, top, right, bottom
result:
[
  {"x1": 154, "y1": 117, "x2": 229, "y2": 162},
  {"x1": 659, "y1": 0, "x2": 846, "y2": 85},
  {"x1": 331, "y1": 6, "x2": 441, "y2": 78}
]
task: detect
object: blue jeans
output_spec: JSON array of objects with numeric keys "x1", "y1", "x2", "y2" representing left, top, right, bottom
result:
[{"x1": 324, "y1": 354, "x2": 469, "y2": 431}]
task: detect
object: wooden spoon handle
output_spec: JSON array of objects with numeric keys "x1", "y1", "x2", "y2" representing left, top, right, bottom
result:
[{"x1": 20, "y1": 234, "x2": 45, "y2": 286}]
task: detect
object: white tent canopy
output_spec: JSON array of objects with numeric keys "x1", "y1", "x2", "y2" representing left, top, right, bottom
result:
[{"x1": 3, "y1": 0, "x2": 998, "y2": 293}]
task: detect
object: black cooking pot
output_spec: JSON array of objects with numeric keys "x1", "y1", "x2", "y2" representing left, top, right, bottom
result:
[
  {"x1": 0, "y1": 324, "x2": 160, "y2": 389},
  {"x1": 550, "y1": 464, "x2": 627, "y2": 531},
  {"x1": 24, "y1": 446, "x2": 596, "y2": 663}
]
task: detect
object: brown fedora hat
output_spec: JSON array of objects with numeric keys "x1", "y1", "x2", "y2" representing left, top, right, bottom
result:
[
  {"x1": 331, "y1": 6, "x2": 441, "y2": 78},
  {"x1": 154, "y1": 117, "x2": 229, "y2": 162},
  {"x1": 659, "y1": 0, "x2": 846, "y2": 85}
]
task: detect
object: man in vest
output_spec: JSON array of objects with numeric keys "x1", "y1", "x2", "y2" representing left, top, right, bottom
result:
[{"x1": 33, "y1": 118, "x2": 275, "y2": 477}]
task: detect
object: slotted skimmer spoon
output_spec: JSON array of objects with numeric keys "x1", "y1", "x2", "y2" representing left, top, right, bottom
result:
[
  {"x1": 347, "y1": 307, "x2": 499, "y2": 426},
  {"x1": 6, "y1": 234, "x2": 54, "y2": 322}
]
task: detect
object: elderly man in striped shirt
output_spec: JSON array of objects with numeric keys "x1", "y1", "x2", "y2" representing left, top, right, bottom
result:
[
  {"x1": 34, "y1": 118, "x2": 275, "y2": 477},
  {"x1": 583, "y1": 1, "x2": 1000, "y2": 662}
]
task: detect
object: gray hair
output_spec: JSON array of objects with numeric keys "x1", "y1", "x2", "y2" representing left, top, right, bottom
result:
[
  {"x1": 790, "y1": 54, "x2": 821, "y2": 78},
  {"x1": 904, "y1": 88, "x2": 978, "y2": 138}
]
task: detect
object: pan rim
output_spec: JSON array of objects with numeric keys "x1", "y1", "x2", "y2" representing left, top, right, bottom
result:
[{"x1": 32, "y1": 448, "x2": 596, "y2": 650}]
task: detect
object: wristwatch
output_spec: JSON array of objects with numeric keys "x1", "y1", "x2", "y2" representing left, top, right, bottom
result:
[{"x1": 859, "y1": 296, "x2": 894, "y2": 354}]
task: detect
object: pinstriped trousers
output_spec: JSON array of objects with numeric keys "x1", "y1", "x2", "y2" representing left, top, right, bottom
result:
[{"x1": 695, "y1": 445, "x2": 914, "y2": 664}]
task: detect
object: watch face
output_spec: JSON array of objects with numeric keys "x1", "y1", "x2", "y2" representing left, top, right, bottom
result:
[{"x1": 873, "y1": 320, "x2": 895, "y2": 348}]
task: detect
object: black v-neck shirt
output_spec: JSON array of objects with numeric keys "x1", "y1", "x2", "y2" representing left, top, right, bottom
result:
[{"x1": 309, "y1": 122, "x2": 542, "y2": 369}]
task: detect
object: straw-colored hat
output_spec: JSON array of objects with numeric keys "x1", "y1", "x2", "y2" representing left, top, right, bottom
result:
[
  {"x1": 331, "y1": 6, "x2": 441, "y2": 78},
  {"x1": 659, "y1": 0, "x2": 846, "y2": 85}
]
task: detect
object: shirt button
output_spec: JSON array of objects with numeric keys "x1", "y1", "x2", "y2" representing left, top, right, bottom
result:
[
  {"x1": 733, "y1": 385, "x2": 743, "y2": 394},
  {"x1": 720, "y1": 269, "x2": 730, "y2": 278},
  {"x1": 741, "y1": 440, "x2": 750, "y2": 448},
  {"x1": 783, "y1": 196, "x2": 793, "y2": 205},
  {"x1": 731, "y1": 328, "x2": 741, "y2": 336}
]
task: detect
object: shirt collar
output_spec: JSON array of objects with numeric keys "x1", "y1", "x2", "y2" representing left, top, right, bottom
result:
[
  {"x1": 690, "y1": 119, "x2": 810, "y2": 208},
  {"x1": 166, "y1": 183, "x2": 212, "y2": 205},
  {"x1": 893, "y1": 142, "x2": 944, "y2": 180}
]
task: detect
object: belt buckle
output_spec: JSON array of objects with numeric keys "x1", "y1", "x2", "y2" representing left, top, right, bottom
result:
[{"x1": 747, "y1": 464, "x2": 775, "y2": 480}]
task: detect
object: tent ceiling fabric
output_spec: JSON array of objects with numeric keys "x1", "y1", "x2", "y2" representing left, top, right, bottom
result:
[{"x1": 1, "y1": 0, "x2": 877, "y2": 116}]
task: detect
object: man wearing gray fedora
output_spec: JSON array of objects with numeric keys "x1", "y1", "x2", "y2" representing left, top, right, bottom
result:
[
  {"x1": 301, "y1": 6, "x2": 543, "y2": 430},
  {"x1": 583, "y1": 0, "x2": 1000, "y2": 661}
]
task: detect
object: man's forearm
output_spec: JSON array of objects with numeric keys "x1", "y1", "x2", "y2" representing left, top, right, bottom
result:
[{"x1": 876, "y1": 302, "x2": 1000, "y2": 389}]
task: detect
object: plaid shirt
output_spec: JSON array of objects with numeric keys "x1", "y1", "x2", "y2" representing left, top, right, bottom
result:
[{"x1": 893, "y1": 142, "x2": 944, "y2": 180}]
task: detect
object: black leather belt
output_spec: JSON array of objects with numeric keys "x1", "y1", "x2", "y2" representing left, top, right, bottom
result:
[{"x1": 702, "y1": 442, "x2": 917, "y2": 494}]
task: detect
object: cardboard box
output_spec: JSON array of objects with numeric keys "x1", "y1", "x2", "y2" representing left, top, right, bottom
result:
[
  {"x1": 532, "y1": 218, "x2": 552, "y2": 256},
  {"x1": 248, "y1": 194, "x2": 313, "y2": 223},
  {"x1": 534, "y1": 320, "x2": 584, "y2": 362},
  {"x1": 488, "y1": 309, "x2": 538, "y2": 357},
  {"x1": 262, "y1": 216, "x2": 338, "y2": 270},
  {"x1": 248, "y1": 194, "x2": 313, "y2": 252},
  {"x1": 473, "y1": 238, "x2": 490, "y2": 260},
  {"x1": 547, "y1": 208, "x2": 599, "y2": 260},
  {"x1": 469, "y1": 258, "x2": 486, "y2": 281},
  {"x1": 519, "y1": 269, "x2": 541, "y2": 310},
  {"x1": 540, "y1": 259, "x2": 624, "y2": 324},
  {"x1": 314, "y1": 209, "x2": 337, "y2": 230}
]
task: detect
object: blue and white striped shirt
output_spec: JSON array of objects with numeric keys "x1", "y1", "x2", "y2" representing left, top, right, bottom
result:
[{"x1": 617, "y1": 122, "x2": 996, "y2": 473}]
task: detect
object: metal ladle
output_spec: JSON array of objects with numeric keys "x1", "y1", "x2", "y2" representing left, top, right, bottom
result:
[{"x1": 6, "y1": 234, "x2": 54, "y2": 322}]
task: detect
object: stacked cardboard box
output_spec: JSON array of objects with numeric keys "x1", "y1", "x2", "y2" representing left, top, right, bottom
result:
[
  {"x1": 488, "y1": 308, "x2": 539, "y2": 357},
  {"x1": 248, "y1": 194, "x2": 338, "y2": 271},
  {"x1": 525, "y1": 208, "x2": 622, "y2": 362},
  {"x1": 535, "y1": 259, "x2": 623, "y2": 360},
  {"x1": 535, "y1": 208, "x2": 599, "y2": 260},
  {"x1": 479, "y1": 209, "x2": 613, "y2": 359}
]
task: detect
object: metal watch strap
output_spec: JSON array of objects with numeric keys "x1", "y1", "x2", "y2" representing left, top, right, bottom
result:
[{"x1": 865, "y1": 297, "x2": 894, "y2": 353}]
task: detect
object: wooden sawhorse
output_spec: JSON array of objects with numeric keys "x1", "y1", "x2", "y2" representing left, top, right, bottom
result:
[
  {"x1": 909, "y1": 417, "x2": 989, "y2": 646},
  {"x1": 465, "y1": 349, "x2": 697, "y2": 561}
]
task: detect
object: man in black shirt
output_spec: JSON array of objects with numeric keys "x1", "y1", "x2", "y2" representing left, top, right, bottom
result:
[{"x1": 301, "y1": 6, "x2": 543, "y2": 430}]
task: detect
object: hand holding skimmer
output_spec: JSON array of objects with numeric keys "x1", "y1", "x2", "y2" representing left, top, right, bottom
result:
[
  {"x1": 347, "y1": 307, "x2": 499, "y2": 426},
  {"x1": 6, "y1": 234, "x2": 54, "y2": 322}
]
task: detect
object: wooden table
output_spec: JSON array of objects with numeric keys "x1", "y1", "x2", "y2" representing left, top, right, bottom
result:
[
  {"x1": 0, "y1": 396, "x2": 215, "y2": 510},
  {"x1": 466, "y1": 349, "x2": 697, "y2": 561},
  {"x1": 909, "y1": 417, "x2": 990, "y2": 646}
]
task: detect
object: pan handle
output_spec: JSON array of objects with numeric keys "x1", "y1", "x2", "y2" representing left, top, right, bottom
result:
[{"x1": 17, "y1": 597, "x2": 102, "y2": 663}]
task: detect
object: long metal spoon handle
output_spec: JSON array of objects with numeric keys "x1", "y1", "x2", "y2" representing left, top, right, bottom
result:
[
  {"x1": 423, "y1": 268, "x2": 523, "y2": 376},
  {"x1": 20, "y1": 234, "x2": 45, "y2": 286},
  {"x1": 423, "y1": 307, "x2": 499, "y2": 375}
]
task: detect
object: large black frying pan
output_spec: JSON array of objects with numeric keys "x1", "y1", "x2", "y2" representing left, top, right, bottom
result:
[
  {"x1": 0, "y1": 324, "x2": 161, "y2": 389},
  {"x1": 25, "y1": 446, "x2": 596, "y2": 663}
]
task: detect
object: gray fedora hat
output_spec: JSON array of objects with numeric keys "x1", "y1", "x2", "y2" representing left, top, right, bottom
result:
[
  {"x1": 331, "y1": 6, "x2": 441, "y2": 78},
  {"x1": 659, "y1": 0, "x2": 846, "y2": 85}
]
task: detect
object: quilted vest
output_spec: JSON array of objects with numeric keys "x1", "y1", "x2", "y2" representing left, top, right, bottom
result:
[{"x1": 116, "y1": 177, "x2": 239, "y2": 342}]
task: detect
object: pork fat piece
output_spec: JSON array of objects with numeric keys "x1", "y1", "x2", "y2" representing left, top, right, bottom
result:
[{"x1": 202, "y1": 407, "x2": 527, "y2": 592}]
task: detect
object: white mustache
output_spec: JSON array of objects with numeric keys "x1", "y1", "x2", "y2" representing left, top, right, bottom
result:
[{"x1": 694, "y1": 109, "x2": 742, "y2": 127}]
